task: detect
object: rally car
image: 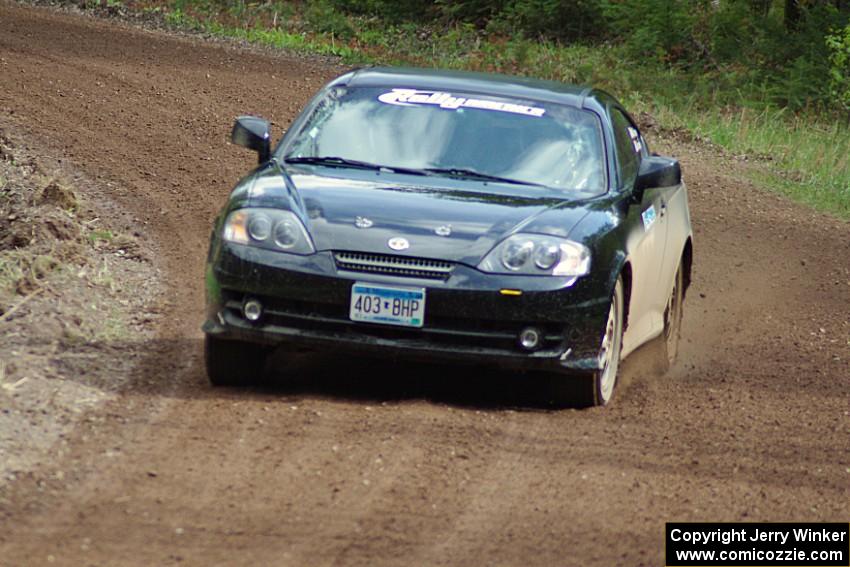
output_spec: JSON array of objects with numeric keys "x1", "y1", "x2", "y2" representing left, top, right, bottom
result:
[{"x1": 202, "y1": 67, "x2": 692, "y2": 406}]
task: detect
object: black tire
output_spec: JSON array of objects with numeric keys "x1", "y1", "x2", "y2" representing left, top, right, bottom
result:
[
  {"x1": 205, "y1": 335, "x2": 270, "y2": 387},
  {"x1": 658, "y1": 261, "x2": 685, "y2": 373},
  {"x1": 551, "y1": 277, "x2": 624, "y2": 408}
]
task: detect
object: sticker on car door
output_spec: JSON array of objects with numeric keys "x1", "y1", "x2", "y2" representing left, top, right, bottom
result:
[{"x1": 641, "y1": 205, "x2": 657, "y2": 231}]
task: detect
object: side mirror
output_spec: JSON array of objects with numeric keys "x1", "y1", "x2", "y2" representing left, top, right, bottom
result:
[
  {"x1": 633, "y1": 156, "x2": 681, "y2": 201},
  {"x1": 231, "y1": 116, "x2": 271, "y2": 164}
]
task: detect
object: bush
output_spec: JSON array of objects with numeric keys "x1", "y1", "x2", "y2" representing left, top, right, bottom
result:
[
  {"x1": 498, "y1": 0, "x2": 606, "y2": 42},
  {"x1": 827, "y1": 22, "x2": 850, "y2": 120},
  {"x1": 305, "y1": 0, "x2": 355, "y2": 38},
  {"x1": 175, "y1": 0, "x2": 850, "y2": 114},
  {"x1": 600, "y1": 0, "x2": 705, "y2": 62},
  {"x1": 329, "y1": 0, "x2": 435, "y2": 22}
]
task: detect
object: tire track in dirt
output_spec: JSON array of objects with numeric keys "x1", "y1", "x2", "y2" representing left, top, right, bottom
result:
[{"x1": 1, "y1": 3, "x2": 849, "y2": 566}]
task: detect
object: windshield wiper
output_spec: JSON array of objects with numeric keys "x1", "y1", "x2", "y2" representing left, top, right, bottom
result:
[
  {"x1": 284, "y1": 158, "x2": 544, "y2": 186},
  {"x1": 284, "y1": 156, "x2": 428, "y2": 176},
  {"x1": 422, "y1": 167, "x2": 545, "y2": 187}
]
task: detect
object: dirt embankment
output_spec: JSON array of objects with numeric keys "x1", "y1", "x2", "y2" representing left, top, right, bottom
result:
[
  {"x1": 0, "y1": 2, "x2": 849, "y2": 566},
  {"x1": 0, "y1": 126, "x2": 161, "y2": 487}
]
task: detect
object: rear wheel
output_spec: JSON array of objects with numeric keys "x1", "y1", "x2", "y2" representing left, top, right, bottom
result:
[
  {"x1": 205, "y1": 335, "x2": 270, "y2": 387},
  {"x1": 658, "y1": 262, "x2": 685, "y2": 372}
]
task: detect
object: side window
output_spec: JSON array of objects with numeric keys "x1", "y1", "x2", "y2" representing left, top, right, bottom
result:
[{"x1": 611, "y1": 110, "x2": 641, "y2": 188}]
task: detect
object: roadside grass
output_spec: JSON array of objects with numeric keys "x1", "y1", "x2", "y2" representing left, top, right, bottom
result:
[
  {"x1": 0, "y1": 252, "x2": 57, "y2": 294},
  {"x1": 0, "y1": 147, "x2": 138, "y2": 342},
  {"x1": 91, "y1": 257, "x2": 116, "y2": 291},
  {"x1": 0, "y1": 170, "x2": 56, "y2": 302},
  {"x1": 683, "y1": 109, "x2": 850, "y2": 215},
  {"x1": 141, "y1": 0, "x2": 850, "y2": 217},
  {"x1": 93, "y1": 308, "x2": 129, "y2": 341},
  {"x1": 87, "y1": 229, "x2": 114, "y2": 245},
  {"x1": 164, "y1": 7, "x2": 360, "y2": 58}
]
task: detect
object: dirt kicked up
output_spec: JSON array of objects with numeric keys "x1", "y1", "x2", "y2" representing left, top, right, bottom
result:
[{"x1": 0, "y1": 2, "x2": 849, "y2": 565}]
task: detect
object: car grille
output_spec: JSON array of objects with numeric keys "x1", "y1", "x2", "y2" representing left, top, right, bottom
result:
[{"x1": 333, "y1": 251, "x2": 454, "y2": 281}]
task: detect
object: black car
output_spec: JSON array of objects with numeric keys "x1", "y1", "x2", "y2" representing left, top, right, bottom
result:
[{"x1": 202, "y1": 67, "x2": 693, "y2": 406}]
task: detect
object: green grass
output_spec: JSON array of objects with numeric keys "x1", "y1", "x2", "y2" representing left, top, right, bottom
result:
[
  {"x1": 87, "y1": 229, "x2": 114, "y2": 245},
  {"x1": 0, "y1": 251, "x2": 58, "y2": 301},
  {"x1": 165, "y1": 8, "x2": 360, "y2": 58},
  {"x1": 92, "y1": 308, "x2": 130, "y2": 341},
  {"x1": 683, "y1": 108, "x2": 850, "y2": 215},
  {"x1": 155, "y1": 1, "x2": 850, "y2": 218},
  {"x1": 0, "y1": 253, "x2": 27, "y2": 297},
  {"x1": 91, "y1": 257, "x2": 116, "y2": 291}
]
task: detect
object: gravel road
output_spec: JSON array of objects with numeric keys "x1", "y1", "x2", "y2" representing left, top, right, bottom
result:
[{"x1": 1, "y1": 2, "x2": 849, "y2": 565}]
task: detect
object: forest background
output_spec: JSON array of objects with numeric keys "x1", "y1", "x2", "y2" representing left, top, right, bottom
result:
[{"x1": 114, "y1": 0, "x2": 850, "y2": 215}]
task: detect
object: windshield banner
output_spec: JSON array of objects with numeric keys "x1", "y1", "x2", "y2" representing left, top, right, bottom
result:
[{"x1": 378, "y1": 89, "x2": 546, "y2": 117}]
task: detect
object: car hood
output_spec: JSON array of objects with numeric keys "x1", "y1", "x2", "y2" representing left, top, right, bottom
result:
[{"x1": 247, "y1": 168, "x2": 592, "y2": 265}]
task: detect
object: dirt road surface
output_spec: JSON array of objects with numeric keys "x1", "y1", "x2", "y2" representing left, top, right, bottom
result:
[{"x1": 1, "y1": 3, "x2": 849, "y2": 565}]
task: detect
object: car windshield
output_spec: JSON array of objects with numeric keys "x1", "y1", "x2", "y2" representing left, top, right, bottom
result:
[{"x1": 283, "y1": 86, "x2": 607, "y2": 196}]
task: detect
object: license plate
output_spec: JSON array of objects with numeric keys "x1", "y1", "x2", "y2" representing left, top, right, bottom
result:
[{"x1": 349, "y1": 283, "x2": 425, "y2": 328}]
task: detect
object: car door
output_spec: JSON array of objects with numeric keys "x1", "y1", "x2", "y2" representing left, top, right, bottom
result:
[
  {"x1": 610, "y1": 108, "x2": 668, "y2": 349},
  {"x1": 626, "y1": 115, "x2": 688, "y2": 315}
]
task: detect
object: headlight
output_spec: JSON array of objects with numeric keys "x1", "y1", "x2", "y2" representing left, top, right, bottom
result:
[
  {"x1": 479, "y1": 234, "x2": 590, "y2": 276},
  {"x1": 223, "y1": 208, "x2": 315, "y2": 255},
  {"x1": 247, "y1": 215, "x2": 272, "y2": 242},
  {"x1": 501, "y1": 239, "x2": 534, "y2": 271}
]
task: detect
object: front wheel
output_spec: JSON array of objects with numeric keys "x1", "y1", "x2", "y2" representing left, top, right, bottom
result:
[
  {"x1": 205, "y1": 335, "x2": 270, "y2": 387},
  {"x1": 561, "y1": 277, "x2": 624, "y2": 408},
  {"x1": 585, "y1": 277, "x2": 624, "y2": 405}
]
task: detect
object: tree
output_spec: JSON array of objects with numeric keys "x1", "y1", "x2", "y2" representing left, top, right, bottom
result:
[
  {"x1": 826, "y1": 22, "x2": 850, "y2": 122},
  {"x1": 786, "y1": 0, "x2": 802, "y2": 29}
]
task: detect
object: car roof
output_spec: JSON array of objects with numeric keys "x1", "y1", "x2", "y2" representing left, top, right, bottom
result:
[{"x1": 341, "y1": 67, "x2": 608, "y2": 110}]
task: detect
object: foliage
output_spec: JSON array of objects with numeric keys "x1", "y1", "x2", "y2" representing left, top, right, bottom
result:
[
  {"x1": 600, "y1": 0, "x2": 705, "y2": 61},
  {"x1": 511, "y1": 0, "x2": 606, "y2": 40},
  {"x1": 163, "y1": 0, "x2": 850, "y2": 115},
  {"x1": 305, "y1": 3, "x2": 354, "y2": 38},
  {"x1": 316, "y1": 0, "x2": 850, "y2": 113},
  {"x1": 826, "y1": 22, "x2": 850, "y2": 119},
  {"x1": 149, "y1": 0, "x2": 850, "y2": 217},
  {"x1": 327, "y1": 0, "x2": 434, "y2": 22}
]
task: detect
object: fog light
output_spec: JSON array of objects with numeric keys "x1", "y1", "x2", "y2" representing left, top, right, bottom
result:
[
  {"x1": 243, "y1": 298, "x2": 263, "y2": 322},
  {"x1": 519, "y1": 327, "x2": 541, "y2": 350}
]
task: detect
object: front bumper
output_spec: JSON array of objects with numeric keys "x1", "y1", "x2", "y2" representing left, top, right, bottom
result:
[{"x1": 203, "y1": 243, "x2": 612, "y2": 373}]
